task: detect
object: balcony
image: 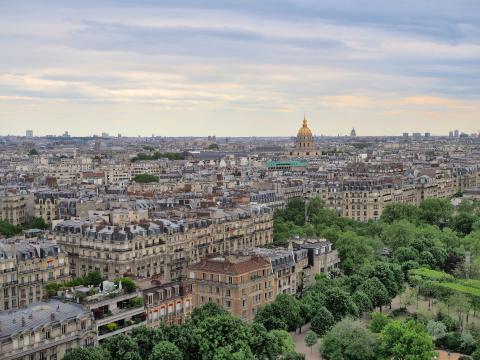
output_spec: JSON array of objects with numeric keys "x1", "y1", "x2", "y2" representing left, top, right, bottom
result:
[
  {"x1": 96, "y1": 306, "x2": 145, "y2": 327},
  {"x1": 97, "y1": 319, "x2": 147, "y2": 341}
]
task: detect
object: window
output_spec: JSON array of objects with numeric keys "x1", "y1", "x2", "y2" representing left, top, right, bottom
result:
[{"x1": 62, "y1": 324, "x2": 67, "y2": 334}]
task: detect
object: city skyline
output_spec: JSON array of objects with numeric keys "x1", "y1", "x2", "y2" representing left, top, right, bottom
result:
[{"x1": 1, "y1": 1, "x2": 479, "y2": 136}]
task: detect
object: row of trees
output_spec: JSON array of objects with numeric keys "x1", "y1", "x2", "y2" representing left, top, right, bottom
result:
[
  {"x1": 64, "y1": 303, "x2": 304, "y2": 360},
  {"x1": 0, "y1": 217, "x2": 49, "y2": 237},
  {"x1": 131, "y1": 152, "x2": 185, "y2": 162},
  {"x1": 132, "y1": 173, "x2": 160, "y2": 183}
]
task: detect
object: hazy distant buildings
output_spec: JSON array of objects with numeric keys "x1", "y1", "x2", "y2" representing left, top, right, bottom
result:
[
  {"x1": 25, "y1": 130, "x2": 33, "y2": 138},
  {"x1": 402, "y1": 132, "x2": 409, "y2": 138},
  {"x1": 454, "y1": 129, "x2": 459, "y2": 137}
]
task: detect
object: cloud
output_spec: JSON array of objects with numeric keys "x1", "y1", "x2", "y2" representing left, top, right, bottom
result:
[{"x1": 0, "y1": 0, "x2": 479, "y2": 135}]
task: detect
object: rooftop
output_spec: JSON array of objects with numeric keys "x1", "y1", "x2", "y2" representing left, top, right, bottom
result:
[{"x1": 0, "y1": 300, "x2": 84, "y2": 339}]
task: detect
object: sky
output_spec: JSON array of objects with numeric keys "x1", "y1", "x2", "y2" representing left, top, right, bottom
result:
[{"x1": 1, "y1": 0, "x2": 479, "y2": 137}]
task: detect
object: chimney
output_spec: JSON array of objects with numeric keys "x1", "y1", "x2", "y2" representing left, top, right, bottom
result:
[
  {"x1": 50, "y1": 313, "x2": 55, "y2": 321},
  {"x1": 28, "y1": 313, "x2": 33, "y2": 319},
  {"x1": 22, "y1": 317, "x2": 26, "y2": 326}
]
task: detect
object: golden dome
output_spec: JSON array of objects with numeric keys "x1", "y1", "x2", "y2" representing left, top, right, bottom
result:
[{"x1": 297, "y1": 115, "x2": 313, "y2": 137}]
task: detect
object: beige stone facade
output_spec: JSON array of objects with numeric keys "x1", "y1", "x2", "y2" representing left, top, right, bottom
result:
[
  {"x1": 53, "y1": 206, "x2": 273, "y2": 282},
  {"x1": 0, "y1": 241, "x2": 69, "y2": 311},
  {"x1": 188, "y1": 255, "x2": 277, "y2": 322}
]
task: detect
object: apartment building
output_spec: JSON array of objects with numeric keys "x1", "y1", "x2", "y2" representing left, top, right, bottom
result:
[
  {"x1": 139, "y1": 279, "x2": 193, "y2": 327},
  {"x1": 83, "y1": 286, "x2": 146, "y2": 342},
  {"x1": 0, "y1": 192, "x2": 27, "y2": 226},
  {"x1": 297, "y1": 239, "x2": 340, "y2": 275},
  {"x1": 0, "y1": 299, "x2": 95, "y2": 360},
  {"x1": 0, "y1": 240, "x2": 69, "y2": 311},
  {"x1": 188, "y1": 255, "x2": 277, "y2": 321},
  {"x1": 53, "y1": 205, "x2": 273, "y2": 282}
]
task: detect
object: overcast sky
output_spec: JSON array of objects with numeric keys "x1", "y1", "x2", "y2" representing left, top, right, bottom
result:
[{"x1": 1, "y1": 0, "x2": 479, "y2": 136}]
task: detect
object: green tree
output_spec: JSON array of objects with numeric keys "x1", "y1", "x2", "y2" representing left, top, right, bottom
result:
[
  {"x1": 133, "y1": 173, "x2": 159, "y2": 183},
  {"x1": 212, "y1": 345, "x2": 255, "y2": 360},
  {"x1": 62, "y1": 347, "x2": 109, "y2": 360},
  {"x1": 335, "y1": 231, "x2": 379, "y2": 273},
  {"x1": 25, "y1": 217, "x2": 49, "y2": 229},
  {"x1": 85, "y1": 271, "x2": 103, "y2": 286},
  {"x1": 381, "y1": 220, "x2": 416, "y2": 251},
  {"x1": 115, "y1": 277, "x2": 137, "y2": 293},
  {"x1": 304, "y1": 330, "x2": 318, "y2": 354},
  {"x1": 207, "y1": 143, "x2": 219, "y2": 150},
  {"x1": 190, "y1": 302, "x2": 228, "y2": 325},
  {"x1": 419, "y1": 198, "x2": 453, "y2": 227},
  {"x1": 29, "y1": 148, "x2": 39, "y2": 155},
  {"x1": 369, "y1": 312, "x2": 391, "y2": 333},
  {"x1": 358, "y1": 277, "x2": 391, "y2": 310},
  {"x1": 311, "y1": 306, "x2": 335, "y2": 336},
  {"x1": 130, "y1": 326, "x2": 163, "y2": 358},
  {"x1": 193, "y1": 314, "x2": 250, "y2": 360},
  {"x1": 452, "y1": 213, "x2": 476, "y2": 236},
  {"x1": 280, "y1": 352, "x2": 305, "y2": 360},
  {"x1": 0, "y1": 220, "x2": 22, "y2": 237},
  {"x1": 254, "y1": 294, "x2": 304, "y2": 332},
  {"x1": 323, "y1": 287, "x2": 359, "y2": 321},
  {"x1": 381, "y1": 203, "x2": 420, "y2": 224},
  {"x1": 352, "y1": 290, "x2": 374, "y2": 313},
  {"x1": 380, "y1": 320, "x2": 436, "y2": 360},
  {"x1": 149, "y1": 341, "x2": 182, "y2": 360},
  {"x1": 267, "y1": 329, "x2": 295, "y2": 355},
  {"x1": 321, "y1": 319, "x2": 380, "y2": 360},
  {"x1": 426, "y1": 320, "x2": 446, "y2": 341},
  {"x1": 472, "y1": 345, "x2": 480, "y2": 360},
  {"x1": 102, "y1": 334, "x2": 142, "y2": 360}
]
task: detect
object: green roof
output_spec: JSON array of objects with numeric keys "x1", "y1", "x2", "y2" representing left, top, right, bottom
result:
[{"x1": 267, "y1": 160, "x2": 308, "y2": 168}]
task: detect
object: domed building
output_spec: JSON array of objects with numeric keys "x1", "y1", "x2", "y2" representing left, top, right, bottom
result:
[{"x1": 289, "y1": 115, "x2": 320, "y2": 157}]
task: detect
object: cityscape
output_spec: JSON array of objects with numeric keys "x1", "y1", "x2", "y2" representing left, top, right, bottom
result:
[{"x1": 1, "y1": 1, "x2": 480, "y2": 360}]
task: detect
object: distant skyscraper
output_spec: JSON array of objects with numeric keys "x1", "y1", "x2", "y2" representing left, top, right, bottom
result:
[
  {"x1": 454, "y1": 129, "x2": 459, "y2": 137},
  {"x1": 26, "y1": 130, "x2": 33, "y2": 138},
  {"x1": 350, "y1": 128, "x2": 357, "y2": 137},
  {"x1": 402, "y1": 132, "x2": 409, "y2": 138},
  {"x1": 101, "y1": 132, "x2": 109, "y2": 138},
  {"x1": 412, "y1": 132, "x2": 421, "y2": 139},
  {"x1": 449, "y1": 131, "x2": 454, "y2": 137},
  {"x1": 118, "y1": 133, "x2": 122, "y2": 138},
  {"x1": 424, "y1": 132, "x2": 431, "y2": 137}
]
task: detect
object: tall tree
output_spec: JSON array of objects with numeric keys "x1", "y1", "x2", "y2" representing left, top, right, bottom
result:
[
  {"x1": 102, "y1": 334, "x2": 142, "y2": 360},
  {"x1": 321, "y1": 319, "x2": 380, "y2": 360},
  {"x1": 149, "y1": 341, "x2": 183, "y2": 360},
  {"x1": 380, "y1": 320, "x2": 436, "y2": 360},
  {"x1": 310, "y1": 307, "x2": 335, "y2": 336},
  {"x1": 304, "y1": 331, "x2": 318, "y2": 354}
]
